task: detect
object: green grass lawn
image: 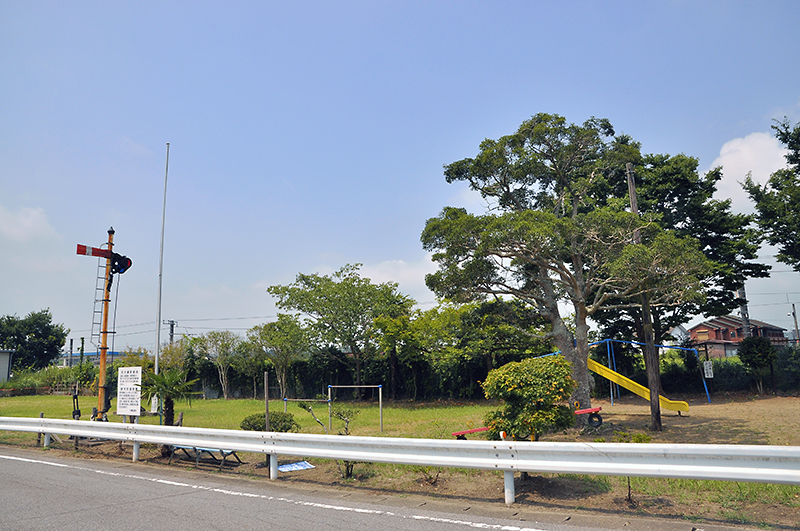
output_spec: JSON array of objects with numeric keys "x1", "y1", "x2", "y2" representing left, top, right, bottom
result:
[{"x1": 0, "y1": 394, "x2": 495, "y2": 440}]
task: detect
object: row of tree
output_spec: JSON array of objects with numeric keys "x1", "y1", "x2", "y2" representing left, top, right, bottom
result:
[
  {"x1": 132, "y1": 288, "x2": 553, "y2": 402},
  {"x1": 3, "y1": 113, "x2": 797, "y2": 432}
]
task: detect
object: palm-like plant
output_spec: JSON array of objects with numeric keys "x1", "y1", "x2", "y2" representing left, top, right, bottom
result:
[{"x1": 141, "y1": 369, "x2": 198, "y2": 427}]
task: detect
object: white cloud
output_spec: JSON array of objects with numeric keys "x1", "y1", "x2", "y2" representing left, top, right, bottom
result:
[
  {"x1": 449, "y1": 184, "x2": 493, "y2": 215},
  {"x1": 707, "y1": 132, "x2": 788, "y2": 214},
  {"x1": 360, "y1": 256, "x2": 439, "y2": 308},
  {"x1": 117, "y1": 136, "x2": 153, "y2": 160},
  {"x1": 0, "y1": 204, "x2": 58, "y2": 242}
]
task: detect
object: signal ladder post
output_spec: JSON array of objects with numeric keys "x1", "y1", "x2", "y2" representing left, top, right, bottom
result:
[{"x1": 76, "y1": 228, "x2": 132, "y2": 420}]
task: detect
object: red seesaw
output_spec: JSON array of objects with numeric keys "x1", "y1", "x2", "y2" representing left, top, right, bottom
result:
[{"x1": 452, "y1": 406, "x2": 603, "y2": 439}]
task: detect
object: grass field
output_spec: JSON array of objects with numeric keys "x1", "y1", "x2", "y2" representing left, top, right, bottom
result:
[
  {"x1": 0, "y1": 394, "x2": 493, "y2": 437},
  {"x1": 2, "y1": 393, "x2": 799, "y2": 528}
]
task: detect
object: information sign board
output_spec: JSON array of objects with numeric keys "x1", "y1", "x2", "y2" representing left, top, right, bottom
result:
[
  {"x1": 116, "y1": 366, "x2": 142, "y2": 416},
  {"x1": 703, "y1": 360, "x2": 714, "y2": 379}
]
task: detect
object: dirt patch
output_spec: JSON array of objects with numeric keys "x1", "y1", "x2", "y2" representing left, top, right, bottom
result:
[{"x1": 16, "y1": 393, "x2": 800, "y2": 530}]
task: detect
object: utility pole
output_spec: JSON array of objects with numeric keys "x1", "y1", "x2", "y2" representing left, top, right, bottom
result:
[
  {"x1": 163, "y1": 320, "x2": 177, "y2": 344},
  {"x1": 626, "y1": 162, "x2": 662, "y2": 431},
  {"x1": 791, "y1": 303, "x2": 800, "y2": 346},
  {"x1": 737, "y1": 285, "x2": 752, "y2": 338}
]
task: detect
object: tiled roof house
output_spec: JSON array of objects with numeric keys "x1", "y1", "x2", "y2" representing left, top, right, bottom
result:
[{"x1": 688, "y1": 315, "x2": 787, "y2": 358}]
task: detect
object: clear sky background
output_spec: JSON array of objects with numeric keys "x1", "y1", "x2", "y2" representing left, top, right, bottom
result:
[{"x1": 2, "y1": 1, "x2": 799, "y2": 355}]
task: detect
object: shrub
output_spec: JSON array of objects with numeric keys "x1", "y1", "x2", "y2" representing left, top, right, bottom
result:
[
  {"x1": 659, "y1": 350, "x2": 706, "y2": 394},
  {"x1": 240, "y1": 411, "x2": 300, "y2": 433},
  {"x1": 776, "y1": 345, "x2": 800, "y2": 391},
  {"x1": 711, "y1": 357, "x2": 752, "y2": 392},
  {"x1": 482, "y1": 354, "x2": 576, "y2": 440},
  {"x1": 737, "y1": 337, "x2": 777, "y2": 394}
]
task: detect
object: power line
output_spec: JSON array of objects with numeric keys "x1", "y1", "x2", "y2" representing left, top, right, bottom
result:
[
  {"x1": 174, "y1": 315, "x2": 276, "y2": 322},
  {"x1": 180, "y1": 326, "x2": 253, "y2": 331}
]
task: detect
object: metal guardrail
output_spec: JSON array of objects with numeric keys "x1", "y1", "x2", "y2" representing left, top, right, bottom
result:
[{"x1": 2, "y1": 416, "x2": 800, "y2": 505}]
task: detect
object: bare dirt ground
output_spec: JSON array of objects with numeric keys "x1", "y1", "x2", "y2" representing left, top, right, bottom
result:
[{"x1": 20, "y1": 392, "x2": 800, "y2": 530}]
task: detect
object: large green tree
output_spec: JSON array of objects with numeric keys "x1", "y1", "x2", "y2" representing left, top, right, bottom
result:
[
  {"x1": 422, "y1": 114, "x2": 711, "y2": 417},
  {"x1": 196, "y1": 330, "x2": 242, "y2": 399},
  {"x1": 232, "y1": 339, "x2": 269, "y2": 399},
  {"x1": 247, "y1": 314, "x2": 309, "y2": 399},
  {"x1": 744, "y1": 118, "x2": 800, "y2": 272},
  {"x1": 457, "y1": 299, "x2": 551, "y2": 373},
  {"x1": 737, "y1": 336, "x2": 777, "y2": 395},
  {"x1": 267, "y1": 264, "x2": 413, "y2": 396},
  {"x1": 0, "y1": 310, "x2": 68, "y2": 369},
  {"x1": 375, "y1": 303, "x2": 467, "y2": 399},
  {"x1": 593, "y1": 149, "x2": 768, "y2": 344}
]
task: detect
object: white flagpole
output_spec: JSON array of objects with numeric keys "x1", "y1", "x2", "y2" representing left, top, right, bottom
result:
[{"x1": 156, "y1": 142, "x2": 170, "y2": 375}]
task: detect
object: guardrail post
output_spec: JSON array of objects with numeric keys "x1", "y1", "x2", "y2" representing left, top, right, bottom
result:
[
  {"x1": 269, "y1": 453, "x2": 278, "y2": 480},
  {"x1": 132, "y1": 416, "x2": 140, "y2": 462},
  {"x1": 37, "y1": 412, "x2": 44, "y2": 446},
  {"x1": 504, "y1": 470, "x2": 515, "y2": 505}
]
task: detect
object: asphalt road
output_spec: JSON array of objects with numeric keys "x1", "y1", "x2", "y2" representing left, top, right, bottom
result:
[{"x1": 0, "y1": 447, "x2": 732, "y2": 531}]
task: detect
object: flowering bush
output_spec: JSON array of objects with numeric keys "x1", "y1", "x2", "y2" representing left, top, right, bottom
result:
[{"x1": 482, "y1": 355, "x2": 576, "y2": 440}]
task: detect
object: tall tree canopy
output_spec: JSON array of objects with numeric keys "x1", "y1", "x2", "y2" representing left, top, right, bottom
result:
[
  {"x1": 744, "y1": 118, "x2": 800, "y2": 272},
  {"x1": 0, "y1": 310, "x2": 68, "y2": 369},
  {"x1": 267, "y1": 264, "x2": 414, "y2": 394},
  {"x1": 196, "y1": 330, "x2": 241, "y2": 399},
  {"x1": 421, "y1": 114, "x2": 711, "y2": 412},
  {"x1": 592, "y1": 146, "x2": 768, "y2": 345},
  {"x1": 248, "y1": 314, "x2": 309, "y2": 399}
]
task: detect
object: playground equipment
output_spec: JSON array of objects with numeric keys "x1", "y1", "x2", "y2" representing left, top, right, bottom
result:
[
  {"x1": 452, "y1": 426, "x2": 489, "y2": 439},
  {"x1": 589, "y1": 338, "x2": 711, "y2": 409},
  {"x1": 575, "y1": 405, "x2": 603, "y2": 427},
  {"x1": 452, "y1": 403, "x2": 603, "y2": 440},
  {"x1": 587, "y1": 357, "x2": 689, "y2": 413}
]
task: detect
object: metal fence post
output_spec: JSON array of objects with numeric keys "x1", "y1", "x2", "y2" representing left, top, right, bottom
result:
[
  {"x1": 37, "y1": 412, "x2": 43, "y2": 446},
  {"x1": 504, "y1": 470, "x2": 515, "y2": 505},
  {"x1": 269, "y1": 453, "x2": 278, "y2": 480},
  {"x1": 132, "y1": 416, "x2": 140, "y2": 462}
]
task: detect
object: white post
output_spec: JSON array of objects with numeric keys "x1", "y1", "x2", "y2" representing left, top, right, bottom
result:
[
  {"x1": 43, "y1": 432, "x2": 51, "y2": 447},
  {"x1": 269, "y1": 453, "x2": 278, "y2": 480},
  {"x1": 155, "y1": 142, "x2": 170, "y2": 375},
  {"x1": 504, "y1": 470, "x2": 515, "y2": 505},
  {"x1": 379, "y1": 385, "x2": 383, "y2": 432},
  {"x1": 132, "y1": 416, "x2": 140, "y2": 462},
  {"x1": 328, "y1": 386, "x2": 332, "y2": 431}
]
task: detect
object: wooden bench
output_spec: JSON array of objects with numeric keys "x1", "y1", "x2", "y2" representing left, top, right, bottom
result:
[{"x1": 168, "y1": 445, "x2": 242, "y2": 470}]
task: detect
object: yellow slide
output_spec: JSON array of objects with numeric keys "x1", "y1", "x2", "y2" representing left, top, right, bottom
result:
[{"x1": 587, "y1": 358, "x2": 689, "y2": 413}]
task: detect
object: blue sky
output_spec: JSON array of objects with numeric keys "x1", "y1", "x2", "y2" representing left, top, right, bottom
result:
[{"x1": 2, "y1": 1, "x2": 799, "y2": 354}]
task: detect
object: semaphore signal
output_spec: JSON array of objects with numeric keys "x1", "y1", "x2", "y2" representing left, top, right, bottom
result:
[{"x1": 76, "y1": 227, "x2": 132, "y2": 420}]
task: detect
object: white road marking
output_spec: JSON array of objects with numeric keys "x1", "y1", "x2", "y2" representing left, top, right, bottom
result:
[{"x1": 0, "y1": 454, "x2": 548, "y2": 530}]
